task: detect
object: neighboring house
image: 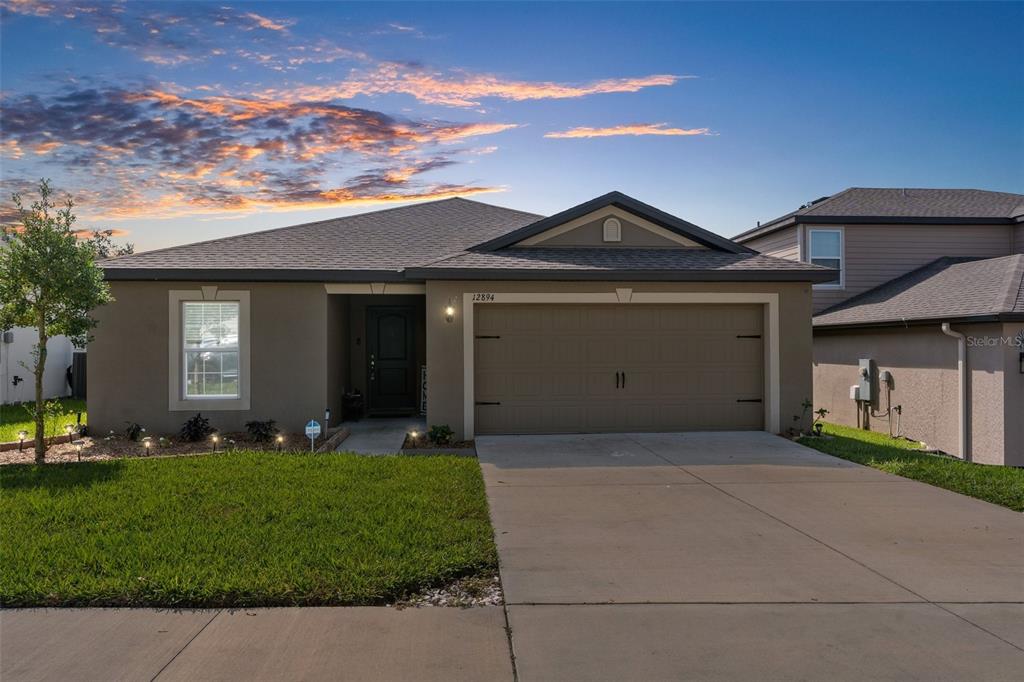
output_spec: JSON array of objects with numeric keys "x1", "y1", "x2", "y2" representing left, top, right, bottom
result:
[
  {"x1": 0, "y1": 328, "x2": 74, "y2": 405},
  {"x1": 89, "y1": 192, "x2": 832, "y2": 440},
  {"x1": 736, "y1": 188, "x2": 1024, "y2": 466}
]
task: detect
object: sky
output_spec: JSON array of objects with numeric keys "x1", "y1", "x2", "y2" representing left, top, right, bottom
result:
[{"x1": 1, "y1": 1, "x2": 1022, "y2": 251}]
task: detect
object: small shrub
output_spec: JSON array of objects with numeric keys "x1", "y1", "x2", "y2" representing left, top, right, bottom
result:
[
  {"x1": 180, "y1": 413, "x2": 215, "y2": 442},
  {"x1": 427, "y1": 424, "x2": 455, "y2": 446},
  {"x1": 245, "y1": 419, "x2": 278, "y2": 443},
  {"x1": 124, "y1": 421, "x2": 144, "y2": 442}
]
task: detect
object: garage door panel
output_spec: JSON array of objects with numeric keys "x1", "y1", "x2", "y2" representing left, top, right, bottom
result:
[{"x1": 474, "y1": 304, "x2": 764, "y2": 434}]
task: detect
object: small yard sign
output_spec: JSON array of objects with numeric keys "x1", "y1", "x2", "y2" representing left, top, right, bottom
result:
[{"x1": 305, "y1": 420, "x2": 321, "y2": 451}]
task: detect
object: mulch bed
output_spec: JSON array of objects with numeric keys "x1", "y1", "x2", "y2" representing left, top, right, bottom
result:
[{"x1": 0, "y1": 432, "x2": 307, "y2": 465}]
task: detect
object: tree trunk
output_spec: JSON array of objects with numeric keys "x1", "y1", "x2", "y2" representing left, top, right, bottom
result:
[{"x1": 34, "y1": 308, "x2": 48, "y2": 464}]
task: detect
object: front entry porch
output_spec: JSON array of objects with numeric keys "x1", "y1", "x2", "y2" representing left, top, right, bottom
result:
[{"x1": 325, "y1": 289, "x2": 426, "y2": 428}]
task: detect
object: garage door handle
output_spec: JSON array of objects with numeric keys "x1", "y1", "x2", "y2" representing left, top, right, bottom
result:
[
  {"x1": 475, "y1": 401, "x2": 501, "y2": 406},
  {"x1": 736, "y1": 334, "x2": 762, "y2": 339},
  {"x1": 736, "y1": 398, "x2": 762, "y2": 403},
  {"x1": 622, "y1": 371, "x2": 626, "y2": 388},
  {"x1": 616, "y1": 371, "x2": 620, "y2": 389}
]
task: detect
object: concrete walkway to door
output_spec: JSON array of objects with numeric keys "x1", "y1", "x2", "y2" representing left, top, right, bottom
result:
[{"x1": 477, "y1": 432, "x2": 1024, "y2": 681}]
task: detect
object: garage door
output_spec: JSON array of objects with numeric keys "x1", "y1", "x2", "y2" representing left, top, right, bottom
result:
[{"x1": 474, "y1": 304, "x2": 764, "y2": 434}]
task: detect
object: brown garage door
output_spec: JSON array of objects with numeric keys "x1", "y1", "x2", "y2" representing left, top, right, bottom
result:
[{"x1": 474, "y1": 304, "x2": 764, "y2": 434}]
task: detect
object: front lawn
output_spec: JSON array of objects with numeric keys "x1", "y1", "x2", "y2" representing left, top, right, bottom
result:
[
  {"x1": 0, "y1": 452, "x2": 497, "y2": 607},
  {"x1": 0, "y1": 398, "x2": 86, "y2": 443},
  {"x1": 798, "y1": 423, "x2": 1024, "y2": 512}
]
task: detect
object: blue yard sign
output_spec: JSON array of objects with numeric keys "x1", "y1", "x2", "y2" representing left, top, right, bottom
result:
[{"x1": 305, "y1": 420, "x2": 321, "y2": 451}]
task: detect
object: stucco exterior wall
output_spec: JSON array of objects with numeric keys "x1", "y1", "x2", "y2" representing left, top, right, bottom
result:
[
  {"x1": 89, "y1": 281, "x2": 331, "y2": 436},
  {"x1": 426, "y1": 280, "x2": 814, "y2": 439},
  {"x1": 813, "y1": 324, "x2": 1013, "y2": 465},
  {"x1": 999, "y1": 322, "x2": 1023, "y2": 467}
]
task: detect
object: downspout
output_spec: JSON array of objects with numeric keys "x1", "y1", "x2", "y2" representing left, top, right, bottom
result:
[{"x1": 940, "y1": 323, "x2": 970, "y2": 462}]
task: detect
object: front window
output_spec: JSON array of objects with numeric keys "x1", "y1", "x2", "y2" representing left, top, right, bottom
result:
[
  {"x1": 183, "y1": 301, "x2": 240, "y2": 398},
  {"x1": 808, "y1": 229, "x2": 843, "y2": 286}
]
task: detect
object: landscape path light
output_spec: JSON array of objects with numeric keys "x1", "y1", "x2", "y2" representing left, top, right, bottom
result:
[
  {"x1": 74, "y1": 440, "x2": 83, "y2": 462},
  {"x1": 276, "y1": 434, "x2": 284, "y2": 451},
  {"x1": 64, "y1": 424, "x2": 75, "y2": 443},
  {"x1": 18, "y1": 430, "x2": 27, "y2": 451},
  {"x1": 212, "y1": 434, "x2": 219, "y2": 452}
]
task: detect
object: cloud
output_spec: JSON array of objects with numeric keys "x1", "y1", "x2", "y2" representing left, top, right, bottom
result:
[
  {"x1": 0, "y1": 82, "x2": 516, "y2": 220},
  {"x1": 265, "y1": 65, "x2": 684, "y2": 107},
  {"x1": 544, "y1": 123, "x2": 714, "y2": 139},
  {"x1": 1, "y1": 0, "x2": 299, "y2": 67}
]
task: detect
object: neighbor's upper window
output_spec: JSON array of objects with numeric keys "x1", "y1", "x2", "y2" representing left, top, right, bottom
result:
[
  {"x1": 808, "y1": 229, "x2": 843, "y2": 287},
  {"x1": 183, "y1": 302, "x2": 240, "y2": 399}
]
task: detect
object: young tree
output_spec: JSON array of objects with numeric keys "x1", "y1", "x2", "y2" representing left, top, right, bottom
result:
[{"x1": 0, "y1": 180, "x2": 114, "y2": 463}]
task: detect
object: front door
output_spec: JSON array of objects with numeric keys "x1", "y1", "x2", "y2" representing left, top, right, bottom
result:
[{"x1": 366, "y1": 305, "x2": 416, "y2": 414}]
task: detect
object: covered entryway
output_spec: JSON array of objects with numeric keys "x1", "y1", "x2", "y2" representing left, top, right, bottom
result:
[{"x1": 474, "y1": 303, "x2": 764, "y2": 434}]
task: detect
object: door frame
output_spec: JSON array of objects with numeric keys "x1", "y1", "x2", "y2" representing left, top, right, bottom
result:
[
  {"x1": 366, "y1": 304, "x2": 417, "y2": 415},
  {"x1": 462, "y1": 290, "x2": 780, "y2": 439}
]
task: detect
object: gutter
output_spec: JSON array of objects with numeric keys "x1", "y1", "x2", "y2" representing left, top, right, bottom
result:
[{"x1": 940, "y1": 322, "x2": 970, "y2": 462}]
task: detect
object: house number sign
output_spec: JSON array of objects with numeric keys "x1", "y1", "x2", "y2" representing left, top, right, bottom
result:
[{"x1": 472, "y1": 293, "x2": 496, "y2": 302}]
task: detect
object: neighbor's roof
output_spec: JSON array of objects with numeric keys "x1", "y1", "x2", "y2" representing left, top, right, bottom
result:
[
  {"x1": 407, "y1": 248, "x2": 837, "y2": 281},
  {"x1": 101, "y1": 193, "x2": 832, "y2": 282},
  {"x1": 735, "y1": 188, "x2": 1024, "y2": 243},
  {"x1": 101, "y1": 198, "x2": 541, "y2": 281},
  {"x1": 813, "y1": 254, "x2": 1024, "y2": 328}
]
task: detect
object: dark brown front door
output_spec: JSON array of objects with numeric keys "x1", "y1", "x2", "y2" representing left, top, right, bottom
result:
[{"x1": 367, "y1": 305, "x2": 416, "y2": 414}]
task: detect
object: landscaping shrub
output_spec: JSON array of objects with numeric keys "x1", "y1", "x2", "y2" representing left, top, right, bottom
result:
[
  {"x1": 179, "y1": 413, "x2": 215, "y2": 442},
  {"x1": 123, "y1": 421, "x2": 144, "y2": 442},
  {"x1": 428, "y1": 424, "x2": 455, "y2": 445},
  {"x1": 245, "y1": 419, "x2": 278, "y2": 443}
]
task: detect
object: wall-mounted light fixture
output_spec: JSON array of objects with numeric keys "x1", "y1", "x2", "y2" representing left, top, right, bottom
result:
[{"x1": 444, "y1": 301, "x2": 456, "y2": 323}]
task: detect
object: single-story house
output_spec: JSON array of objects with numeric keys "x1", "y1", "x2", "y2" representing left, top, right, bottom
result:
[
  {"x1": 89, "y1": 192, "x2": 833, "y2": 440},
  {"x1": 735, "y1": 188, "x2": 1024, "y2": 466}
]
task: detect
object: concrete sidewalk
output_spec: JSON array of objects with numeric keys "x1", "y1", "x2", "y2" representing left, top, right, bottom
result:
[
  {"x1": 1, "y1": 607, "x2": 512, "y2": 682},
  {"x1": 478, "y1": 432, "x2": 1024, "y2": 681}
]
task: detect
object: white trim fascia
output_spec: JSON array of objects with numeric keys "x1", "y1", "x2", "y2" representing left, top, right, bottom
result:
[
  {"x1": 462, "y1": 290, "x2": 782, "y2": 439},
  {"x1": 168, "y1": 288, "x2": 251, "y2": 412},
  {"x1": 517, "y1": 206, "x2": 703, "y2": 248},
  {"x1": 323, "y1": 283, "x2": 426, "y2": 295},
  {"x1": 807, "y1": 226, "x2": 845, "y2": 290}
]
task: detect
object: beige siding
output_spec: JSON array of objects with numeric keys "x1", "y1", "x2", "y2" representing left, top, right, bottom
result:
[
  {"x1": 812, "y1": 224, "x2": 1014, "y2": 313},
  {"x1": 743, "y1": 225, "x2": 800, "y2": 261},
  {"x1": 813, "y1": 324, "x2": 1013, "y2": 466}
]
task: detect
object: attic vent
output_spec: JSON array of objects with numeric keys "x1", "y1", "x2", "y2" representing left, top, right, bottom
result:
[{"x1": 602, "y1": 217, "x2": 622, "y2": 243}]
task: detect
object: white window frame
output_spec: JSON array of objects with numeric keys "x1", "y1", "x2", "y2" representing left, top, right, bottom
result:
[
  {"x1": 182, "y1": 301, "x2": 241, "y2": 400},
  {"x1": 807, "y1": 227, "x2": 844, "y2": 289},
  {"x1": 168, "y1": 288, "x2": 251, "y2": 411}
]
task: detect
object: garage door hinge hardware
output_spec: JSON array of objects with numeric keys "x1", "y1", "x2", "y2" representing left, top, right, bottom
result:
[
  {"x1": 736, "y1": 398, "x2": 763, "y2": 403},
  {"x1": 735, "y1": 334, "x2": 762, "y2": 339},
  {"x1": 475, "y1": 401, "x2": 501, "y2": 406},
  {"x1": 475, "y1": 335, "x2": 501, "y2": 339}
]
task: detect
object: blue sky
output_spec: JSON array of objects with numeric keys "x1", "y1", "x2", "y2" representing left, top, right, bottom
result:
[{"x1": 1, "y1": 1, "x2": 1021, "y2": 250}]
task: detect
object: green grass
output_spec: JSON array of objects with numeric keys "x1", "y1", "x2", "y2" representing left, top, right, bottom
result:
[
  {"x1": 0, "y1": 452, "x2": 497, "y2": 607},
  {"x1": 0, "y1": 398, "x2": 87, "y2": 442},
  {"x1": 798, "y1": 423, "x2": 1024, "y2": 512}
]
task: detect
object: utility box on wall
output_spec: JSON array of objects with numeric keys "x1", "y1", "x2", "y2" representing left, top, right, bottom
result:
[{"x1": 857, "y1": 358, "x2": 876, "y2": 405}]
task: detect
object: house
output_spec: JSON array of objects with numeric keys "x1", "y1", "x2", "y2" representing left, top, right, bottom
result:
[
  {"x1": 89, "y1": 192, "x2": 833, "y2": 440},
  {"x1": 735, "y1": 188, "x2": 1024, "y2": 466},
  {"x1": 1, "y1": 328, "x2": 76, "y2": 405}
]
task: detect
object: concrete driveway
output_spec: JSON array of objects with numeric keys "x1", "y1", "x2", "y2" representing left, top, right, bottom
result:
[{"x1": 477, "y1": 431, "x2": 1024, "y2": 681}]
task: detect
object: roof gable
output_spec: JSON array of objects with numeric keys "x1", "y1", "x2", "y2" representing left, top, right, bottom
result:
[{"x1": 473, "y1": 191, "x2": 754, "y2": 254}]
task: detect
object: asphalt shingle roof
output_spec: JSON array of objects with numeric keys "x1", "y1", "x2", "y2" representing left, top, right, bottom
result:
[
  {"x1": 735, "y1": 188, "x2": 1024, "y2": 242},
  {"x1": 102, "y1": 195, "x2": 831, "y2": 282},
  {"x1": 813, "y1": 254, "x2": 1024, "y2": 327},
  {"x1": 408, "y1": 248, "x2": 837, "y2": 281},
  {"x1": 102, "y1": 198, "x2": 541, "y2": 277}
]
